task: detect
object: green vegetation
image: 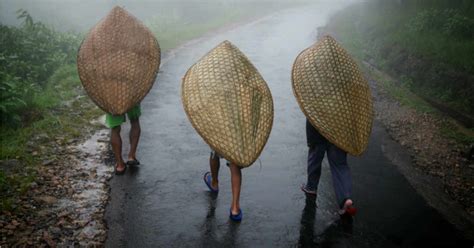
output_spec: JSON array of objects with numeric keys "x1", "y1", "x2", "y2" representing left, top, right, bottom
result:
[
  {"x1": 364, "y1": 66, "x2": 436, "y2": 114},
  {"x1": 1, "y1": 2, "x2": 307, "y2": 212},
  {"x1": 0, "y1": 10, "x2": 100, "y2": 210},
  {"x1": 439, "y1": 122, "x2": 474, "y2": 144},
  {"x1": 327, "y1": 0, "x2": 474, "y2": 116},
  {"x1": 0, "y1": 10, "x2": 82, "y2": 126},
  {"x1": 364, "y1": 59, "x2": 474, "y2": 145}
]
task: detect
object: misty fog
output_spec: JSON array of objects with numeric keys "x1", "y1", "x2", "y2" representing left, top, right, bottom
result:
[{"x1": 0, "y1": 0, "x2": 357, "y2": 32}]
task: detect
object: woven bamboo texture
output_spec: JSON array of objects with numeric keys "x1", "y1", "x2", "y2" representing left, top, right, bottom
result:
[
  {"x1": 77, "y1": 6, "x2": 160, "y2": 115},
  {"x1": 182, "y1": 41, "x2": 274, "y2": 167},
  {"x1": 292, "y1": 36, "x2": 373, "y2": 156}
]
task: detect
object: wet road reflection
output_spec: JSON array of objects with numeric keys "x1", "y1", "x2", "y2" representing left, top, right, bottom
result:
[
  {"x1": 105, "y1": 3, "x2": 472, "y2": 247},
  {"x1": 199, "y1": 192, "x2": 239, "y2": 247}
]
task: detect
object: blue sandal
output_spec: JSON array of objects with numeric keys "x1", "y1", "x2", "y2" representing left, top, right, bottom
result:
[
  {"x1": 229, "y1": 208, "x2": 243, "y2": 222},
  {"x1": 203, "y1": 172, "x2": 219, "y2": 193}
]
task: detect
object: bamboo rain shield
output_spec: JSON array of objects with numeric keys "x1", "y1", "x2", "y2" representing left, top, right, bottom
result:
[
  {"x1": 77, "y1": 6, "x2": 160, "y2": 115},
  {"x1": 292, "y1": 36, "x2": 373, "y2": 155},
  {"x1": 182, "y1": 41, "x2": 274, "y2": 167}
]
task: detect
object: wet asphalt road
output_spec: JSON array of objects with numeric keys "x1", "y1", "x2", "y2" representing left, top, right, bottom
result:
[{"x1": 105, "y1": 3, "x2": 473, "y2": 247}]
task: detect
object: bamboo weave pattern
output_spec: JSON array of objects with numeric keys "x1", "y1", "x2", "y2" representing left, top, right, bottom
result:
[
  {"x1": 77, "y1": 6, "x2": 160, "y2": 115},
  {"x1": 292, "y1": 36, "x2": 373, "y2": 155},
  {"x1": 182, "y1": 41, "x2": 273, "y2": 167}
]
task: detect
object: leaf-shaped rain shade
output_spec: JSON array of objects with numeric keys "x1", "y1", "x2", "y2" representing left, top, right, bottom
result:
[
  {"x1": 292, "y1": 36, "x2": 373, "y2": 156},
  {"x1": 182, "y1": 41, "x2": 274, "y2": 167},
  {"x1": 77, "y1": 6, "x2": 160, "y2": 115}
]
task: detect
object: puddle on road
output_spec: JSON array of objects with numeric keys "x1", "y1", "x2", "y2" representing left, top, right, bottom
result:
[{"x1": 54, "y1": 129, "x2": 113, "y2": 245}]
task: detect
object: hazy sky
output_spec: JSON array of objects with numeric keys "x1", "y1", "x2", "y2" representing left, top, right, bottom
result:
[{"x1": 0, "y1": 0, "x2": 358, "y2": 31}]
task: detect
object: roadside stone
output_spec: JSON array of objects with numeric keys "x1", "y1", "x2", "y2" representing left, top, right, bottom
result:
[
  {"x1": 43, "y1": 231, "x2": 56, "y2": 247},
  {"x1": 42, "y1": 160, "x2": 55, "y2": 166},
  {"x1": 34, "y1": 196, "x2": 58, "y2": 205},
  {"x1": 49, "y1": 227, "x2": 62, "y2": 236},
  {"x1": 5, "y1": 224, "x2": 16, "y2": 230},
  {"x1": 366, "y1": 66, "x2": 474, "y2": 215},
  {"x1": 30, "y1": 182, "x2": 38, "y2": 189},
  {"x1": 78, "y1": 224, "x2": 99, "y2": 240},
  {"x1": 35, "y1": 133, "x2": 50, "y2": 142},
  {"x1": 0, "y1": 159, "x2": 21, "y2": 173},
  {"x1": 3, "y1": 125, "x2": 113, "y2": 246}
]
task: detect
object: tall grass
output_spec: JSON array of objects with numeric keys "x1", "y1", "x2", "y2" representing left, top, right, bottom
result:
[{"x1": 327, "y1": 1, "x2": 474, "y2": 115}]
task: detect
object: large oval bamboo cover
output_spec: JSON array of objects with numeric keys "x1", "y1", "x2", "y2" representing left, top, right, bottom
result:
[
  {"x1": 182, "y1": 41, "x2": 274, "y2": 167},
  {"x1": 77, "y1": 6, "x2": 160, "y2": 115},
  {"x1": 292, "y1": 36, "x2": 373, "y2": 156}
]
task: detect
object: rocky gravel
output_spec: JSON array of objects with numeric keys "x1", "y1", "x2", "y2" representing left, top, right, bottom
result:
[
  {"x1": 367, "y1": 65, "x2": 474, "y2": 216},
  {"x1": 0, "y1": 129, "x2": 113, "y2": 247}
]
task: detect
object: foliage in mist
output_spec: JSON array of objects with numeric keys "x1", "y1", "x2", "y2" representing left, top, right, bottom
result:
[
  {"x1": 407, "y1": 8, "x2": 474, "y2": 39},
  {"x1": 328, "y1": 0, "x2": 474, "y2": 115},
  {"x1": 0, "y1": 10, "x2": 81, "y2": 126}
]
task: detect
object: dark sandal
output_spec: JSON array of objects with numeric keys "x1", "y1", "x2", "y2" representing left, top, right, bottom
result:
[
  {"x1": 229, "y1": 208, "x2": 242, "y2": 222},
  {"x1": 126, "y1": 159, "x2": 140, "y2": 166}
]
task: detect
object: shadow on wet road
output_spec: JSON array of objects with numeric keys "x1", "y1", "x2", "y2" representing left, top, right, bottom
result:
[{"x1": 105, "y1": 3, "x2": 473, "y2": 247}]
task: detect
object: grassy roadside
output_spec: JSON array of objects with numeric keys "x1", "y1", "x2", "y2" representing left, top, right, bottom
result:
[
  {"x1": 363, "y1": 62, "x2": 474, "y2": 145},
  {"x1": 0, "y1": 64, "x2": 102, "y2": 210},
  {"x1": 325, "y1": 1, "x2": 474, "y2": 117},
  {"x1": 0, "y1": 2, "x2": 308, "y2": 212},
  {"x1": 322, "y1": 1, "x2": 474, "y2": 145},
  {"x1": 321, "y1": 1, "x2": 474, "y2": 215}
]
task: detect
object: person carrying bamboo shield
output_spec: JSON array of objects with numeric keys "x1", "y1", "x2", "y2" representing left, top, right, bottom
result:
[
  {"x1": 77, "y1": 6, "x2": 161, "y2": 175},
  {"x1": 182, "y1": 40, "x2": 274, "y2": 222},
  {"x1": 292, "y1": 36, "x2": 374, "y2": 216}
]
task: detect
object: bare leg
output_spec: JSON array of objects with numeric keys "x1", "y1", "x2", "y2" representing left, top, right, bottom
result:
[
  {"x1": 111, "y1": 126, "x2": 125, "y2": 172},
  {"x1": 209, "y1": 153, "x2": 220, "y2": 189},
  {"x1": 229, "y1": 163, "x2": 242, "y2": 214},
  {"x1": 128, "y1": 118, "x2": 141, "y2": 161}
]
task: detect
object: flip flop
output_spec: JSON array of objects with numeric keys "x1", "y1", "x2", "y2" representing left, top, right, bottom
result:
[
  {"x1": 203, "y1": 172, "x2": 218, "y2": 193},
  {"x1": 339, "y1": 199, "x2": 357, "y2": 216},
  {"x1": 126, "y1": 159, "x2": 140, "y2": 166},
  {"x1": 229, "y1": 208, "x2": 243, "y2": 222},
  {"x1": 115, "y1": 164, "x2": 126, "y2": 175},
  {"x1": 301, "y1": 184, "x2": 317, "y2": 195}
]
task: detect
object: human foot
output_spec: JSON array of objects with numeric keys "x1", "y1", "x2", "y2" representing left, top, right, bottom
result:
[
  {"x1": 301, "y1": 184, "x2": 317, "y2": 195},
  {"x1": 203, "y1": 172, "x2": 219, "y2": 192},
  {"x1": 229, "y1": 208, "x2": 242, "y2": 222},
  {"x1": 115, "y1": 163, "x2": 126, "y2": 175},
  {"x1": 339, "y1": 199, "x2": 357, "y2": 216}
]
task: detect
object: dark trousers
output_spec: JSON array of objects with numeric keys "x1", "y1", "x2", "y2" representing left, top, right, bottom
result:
[{"x1": 306, "y1": 122, "x2": 352, "y2": 207}]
